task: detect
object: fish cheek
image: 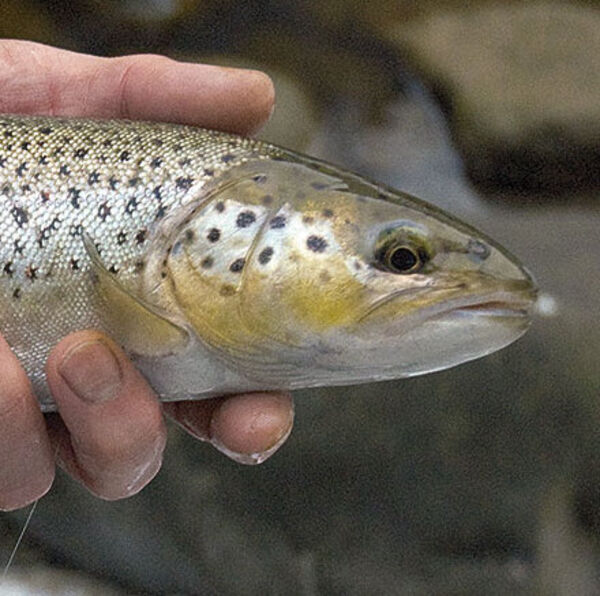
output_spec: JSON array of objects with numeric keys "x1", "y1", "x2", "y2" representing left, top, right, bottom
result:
[
  {"x1": 240, "y1": 252, "x2": 367, "y2": 343},
  {"x1": 167, "y1": 252, "x2": 262, "y2": 356}
]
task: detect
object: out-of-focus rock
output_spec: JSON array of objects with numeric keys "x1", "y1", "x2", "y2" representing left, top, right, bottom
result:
[
  {"x1": 0, "y1": 0, "x2": 66, "y2": 46},
  {"x1": 2, "y1": 566, "x2": 123, "y2": 595},
  {"x1": 256, "y1": 70, "x2": 318, "y2": 151},
  {"x1": 386, "y1": 2, "x2": 600, "y2": 193}
]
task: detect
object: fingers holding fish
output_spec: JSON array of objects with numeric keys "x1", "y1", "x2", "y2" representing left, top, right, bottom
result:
[
  {"x1": 0, "y1": 335, "x2": 54, "y2": 511},
  {"x1": 45, "y1": 331, "x2": 167, "y2": 500},
  {"x1": 0, "y1": 40, "x2": 275, "y2": 135},
  {"x1": 164, "y1": 392, "x2": 294, "y2": 465}
]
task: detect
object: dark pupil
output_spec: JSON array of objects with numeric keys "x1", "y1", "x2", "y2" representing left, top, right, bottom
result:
[{"x1": 389, "y1": 247, "x2": 418, "y2": 272}]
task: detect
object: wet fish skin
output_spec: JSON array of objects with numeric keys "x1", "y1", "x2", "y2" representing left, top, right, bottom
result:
[{"x1": 0, "y1": 115, "x2": 536, "y2": 411}]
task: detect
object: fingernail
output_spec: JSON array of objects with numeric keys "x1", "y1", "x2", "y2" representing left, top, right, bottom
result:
[
  {"x1": 211, "y1": 408, "x2": 294, "y2": 466},
  {"x1": 59, "y1": 340, "x2": 122, "y2": 404}
]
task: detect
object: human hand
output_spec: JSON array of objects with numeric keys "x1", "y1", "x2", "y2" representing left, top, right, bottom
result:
[{"x1": 0, "y1": 40, "x2": 294, "y2": 511}]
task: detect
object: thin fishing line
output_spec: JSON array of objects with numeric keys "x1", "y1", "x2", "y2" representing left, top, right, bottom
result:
[
  {"x1": 0, "y1": 498, "x2": 38, "y2": 584},
  {"x1": 0, "y1": 438, "x2": 62, "y2": 584}
]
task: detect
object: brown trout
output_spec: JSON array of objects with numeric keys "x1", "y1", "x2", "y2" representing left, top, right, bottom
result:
[{"x1": 0, "y1": 115, "x2": 536, "y2": 411}]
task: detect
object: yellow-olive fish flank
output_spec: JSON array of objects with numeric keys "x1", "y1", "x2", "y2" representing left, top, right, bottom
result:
[{"x1": 0, "y1": 115, "x2": 537, "y2": 411}]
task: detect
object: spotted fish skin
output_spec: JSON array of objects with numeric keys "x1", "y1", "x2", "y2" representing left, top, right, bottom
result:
[
  {"x1": 0, "y1": 115, "x2": 278, "y2": 408},
  {"x1": 0, "y1": 115, "x2": 536, "y2": 412}
]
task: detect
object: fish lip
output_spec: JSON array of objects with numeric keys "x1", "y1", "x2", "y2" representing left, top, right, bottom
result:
[
  {"x1": 436, "y1": 284, "x2": 538, "y2": 322},
  {"x1": 359, "y1": 280, "x2": 537, "y2": 325}
]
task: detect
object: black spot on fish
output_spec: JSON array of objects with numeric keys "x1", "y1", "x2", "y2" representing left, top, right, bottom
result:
[
  {"x1": 20, "y1": 141, "x2": 30, "y2": 151},
  {"x1": 25, "y1": 265, "x2": 37, "y2": 281},
  {"x1": 119, "y1": 150, "x2": 131, "y2": 162},
  {"x1": 39, "y1": 127, "x2": 52, "y2": 135},
  {"x1": 204, "y1": 168, "x2": 214, "y2": 177},
  {"x1": 155, "y1": 205, "x2": 167, "y2": 220},
  {"x1": 125, "y1": 197, "x2": 138, "y2": 215},
  {"x1": 102, "y1": 139, "x2": 113, "y2": 148},
  {"x1": 3, "y1": 130, "x2": 13, "y2": 138},
  {"x1": 68, "y1": 187, "x2": 81, "y2": 209},
  {"x1": 61, "y1": 136, "x2": 72, "y2": 144},
  {"x1": 108, "y1": 176, "x2": 119, "y2": 190},
  {"x1": 270, "y1": 215, "x2": 286, "y2": 229},
  {"x1": 74, "y1": 148, "x2": 88, "y2": 159},
  {"x1": 229, "y1": 258, "x2": 245, "y2": 273},
  {"x1": 13, "y1": 240, "x2": 23, "y2": 255},
  {"x1": 153, "y1": 185, "x2": 163, "y2": 200},
  {"x1": 134, "y1": 260, "x2": 145, "y2": 273},
  {"x1": 253, "y1": 174, "x2": 267, "y2": 184},
  {"x1": 173, "y1": 144, "x2": 183, "y2": 153},
  {"x1": 16, "y1": 162, "x2": 28, "y2": 177},
  {"x1": 221, "y1": 154, "x2": 235, "y2": 163},
  {"x1": 215, "y1": 201, "x2": 225, "y2": 212},
  {"x1": 236, "y1": 211, "x2": 256, "y2": 228},
  {"x1": 128, "y1": 177, "x2": 140, "y2": 187},
  {"x1": 59, "y1": 164, "x2": 70, "y2": 176},
  {"x1": 150, "y1": 157, "x2": 163, "y2": 168},
  {"x1": 0, "y1": 157, "x2": 6, "y2": 168},
  {"x1": 184, "y1": 229, "x2": 195, "y2": 243},
  {"x1": 303, "y1": 215, "x2": 314, "y2": 224},
  {"x1": 258, "y1": 247, "x2": 274, "y2": 265},
  {"x1": 12, "y1": 288, "x2": 20, "y2": 300},
  {"x1": 220, "y1": 284, "x2": 236, "y2": 297},
  {"x1": 37, "y1": 216, "x2": 61, "y2": 247},
  {"x1": 69, "y1": 224, "x2": 83, "y2": 237},
  {"x1": 201, "y1": 256, "x2": 214, "y2": 269},
  {"x1": 176, "y1": 177, "x2": 194, "y2": 191},
  {"x1": 135, "y1": 230, "x2": 147, "y2": 245},
  {"x1": 40, "y1": 191, "x2": 50, "y2": 203},
  {"x1": 108, "y1": 264, "x2": 119, "y2": 274},
  {"x1": 21, "y1": 184, "x2": 31, "y2": 193},
  {"x1": 3, "y1": 262, "x2": 13, "y2": 277},
  {"x1": 11, "y1": 206, "x2": 28, "y2": 227},
  {"x1": 319, "y1": 270, "x2": 332, "y2": 283},
  {"x1": 98, "y1": 202, "x2": 111, "y2": 221},
  {"x1": 178, "y1": 158, "x2": 191, "y2": 167},
  {"x1": 88, "y1": 171, "x2": 100, "y2": 185},
  {"x1": 322, "y1": 208, "x2": 334, "y2": 218},
  {"x1": 38, "y1": 155, "x2": 48, "y2": 165},
  {"x1": 70, "y1": 258, "x2": 79, "y2": 271},
  {"x1": 307, "y1": 235, "x2": 328, "y2": 253},
  {"x1": 207, "y1": 228, "x2": 220, "y2": 243},
  {"x1": 152, "y1": 138, "x2": 163, "y2": 147},
  {"x1": 117, "y1": 231, "x2": 127, "y2": 245}
]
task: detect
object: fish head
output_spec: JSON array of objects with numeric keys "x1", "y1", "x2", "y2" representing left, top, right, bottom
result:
[{"x1": 162, "y1": 158, "x2": 536, "y2": 386}]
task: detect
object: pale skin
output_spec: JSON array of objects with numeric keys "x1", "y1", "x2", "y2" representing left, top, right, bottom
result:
[{"x1": 0, "y1": 40, "x2": 294, "y2": 511}]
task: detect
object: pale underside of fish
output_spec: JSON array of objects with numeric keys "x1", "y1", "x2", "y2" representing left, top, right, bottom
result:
[{"x1": 0, "y1": 115, "x2": 536, "y2": 412}]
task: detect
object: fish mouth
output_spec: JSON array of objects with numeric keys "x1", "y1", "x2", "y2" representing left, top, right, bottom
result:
[
  {"x1": 445, "y1": 293, "x2": 536, "y2": 320},
  {"x1": 358, "y1": 278, "x2": 537, "y2": 333},
  {"x1": 433, "y1": 282, "x2": 537, "y2": 325}
]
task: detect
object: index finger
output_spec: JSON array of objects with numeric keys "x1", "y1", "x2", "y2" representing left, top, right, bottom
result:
[{"x1": 0, "y1": 40, "x2": 275, "y2": 135}]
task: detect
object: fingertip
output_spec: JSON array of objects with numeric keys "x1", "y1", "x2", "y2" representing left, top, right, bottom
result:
[
  {"x1": 0, "y1": 335, "x2": 55, "y2": 511},
  {"x1": 46, "y1": 330, "x2": 166, "y2": 500},
  {"x1": 238, "y1": 69, "x2": 276, "y2": 135},
  {"x1": 210, "y1": 392, "x2": 294, "y2": 465}
]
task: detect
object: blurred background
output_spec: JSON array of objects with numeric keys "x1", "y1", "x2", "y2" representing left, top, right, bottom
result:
[{"x1": 0, "y1": 1, "x2": 598, "y2": 594}]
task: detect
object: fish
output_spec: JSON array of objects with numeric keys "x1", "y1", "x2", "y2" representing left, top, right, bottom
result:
[{"x1": 0, "y1": 114, "x2": 536, "y2": 412}]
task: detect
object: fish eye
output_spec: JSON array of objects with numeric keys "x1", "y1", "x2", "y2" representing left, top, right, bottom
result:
[
  {"x1": 383, "y1": 244, "x2": 427, "y2": 274},
  {"x1": 374, "y1": 229, "x2": 431, "y2": 274},
  {"x1": 387, "y1": 245, "x2": 421, "y2": 273}
]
